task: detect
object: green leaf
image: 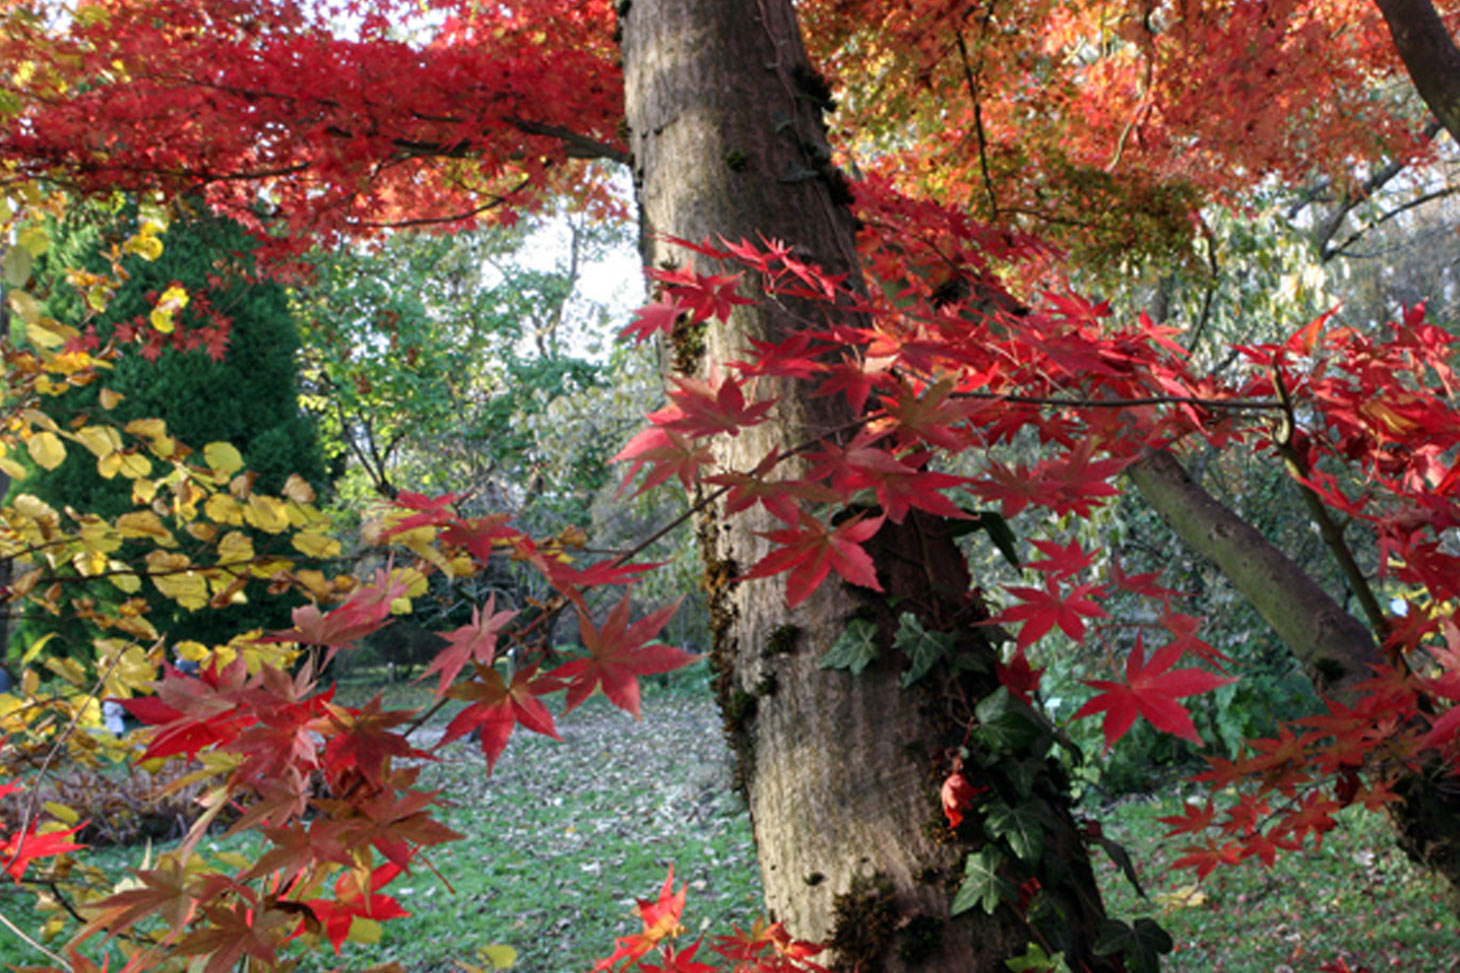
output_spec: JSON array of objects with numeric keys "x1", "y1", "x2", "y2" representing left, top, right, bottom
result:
[
  {"x1": 950, "y1": 848, "x2": 1013, "y2": 916},
  {"x1": 894, "y1": 612, "x2": 957, "y2": 687},
  {"x1": 1094, "y1": 918, "x2": 1172, "y2": 973},
  {"x1": 1003, "y1": 759, "x2": 1042, "y2": 800},
  {"x1": 1006, "y1": 943, "x2": 1071, "y2": 972},
  {"x1": 976, "y1": 686, "x2": 1012, "y2": 723},
  {"x1": 4, "y1": 245, "x2": 33, "y2": 288},
  {"x1": 1096, "y1": 834, "x2": 1146, "y2": 899},
  {"x1": 976, "y1": 711, "x2": 1044, "y2": 754},
  {"x1": 985, "y1": 800, "x2": 1046, "y2": 864},
  {"x1": 820, "y1": 618, "x2": 881, "y2": 675},
  {"x1": 950, "y1": 507, "x2": 1021, "y2": 567}
]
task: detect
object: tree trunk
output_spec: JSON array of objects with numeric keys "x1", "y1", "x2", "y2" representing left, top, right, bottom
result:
[{"x1": 620, "y1": 3, "x2": 1120, "y2": 969}]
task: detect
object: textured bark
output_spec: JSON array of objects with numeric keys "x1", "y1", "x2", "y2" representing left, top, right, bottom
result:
[
  {"x1": 621, "y1": 2, "x2": 1118, "y2": 969},
  {"x1": 1372, "y1": 0, "x2": 1460, "y2": 147}
]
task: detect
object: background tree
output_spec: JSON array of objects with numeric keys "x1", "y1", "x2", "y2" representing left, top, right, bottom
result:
[{"x1": 13, "y1": 201, "x2": 324, "y2": 651}]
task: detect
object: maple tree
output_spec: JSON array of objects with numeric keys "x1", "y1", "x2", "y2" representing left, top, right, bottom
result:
[{"x1": 3, "y1": 0, "x2": 1460, "y2": 972}]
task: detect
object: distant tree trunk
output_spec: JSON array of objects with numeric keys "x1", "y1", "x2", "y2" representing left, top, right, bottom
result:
[
  {"x1": 621, "y1": 3, "x2": 1119, "y2": 969},
  {"x1": 1128, "y1": 447, "x2": 1460, "y2": 910}
]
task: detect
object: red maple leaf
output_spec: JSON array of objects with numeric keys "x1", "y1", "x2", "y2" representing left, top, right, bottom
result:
[
  {"x1": 741, "y1": 511, "x2": 885, "y2": 608},
  {"x1": 612, "y1": 425, "x2": 716, "y2": 495},
  {"x1": 620, "y1": 298, "x2": 687, "y2": 343},
  {"x1": 439, "y1": 513, "x2": 520, "y2": 564},
  {"x1": 1024, "y1": 538, "x2": 1097, "y2": 580},
  {"x1": 297, "y1": 864, "x2": 410, "y2": 953},
  {"x1": 594, "y1": 867, "x2": 688, "y2": 971},
  {"x1": 442, "y1": 664, "x2": 563, "y2": 773},
  {"x1": 647, "y1": 267, "x2": 752, "y2": 324},
  {"x1": 417, "y1": 595, "x2": 519, "y2": 698},
  {"x1": 995, "y1": 577, "x2": 1108, "y2": 650},
  {"x1": 318, "y1": 696, "x2": 429, "y2": 791},
  {"x1": 1072, "y1": 638, "x2": 1235, "y2": 750},
  {"x1": 658, "y1": 371, "x2": 776, "y2": 439},
  {"x1": 712, "y1": 918, "x2": 827, "y2": 971},
  {"x1": 555, "y1": 596, "x2": 698, "y2": 719},
  {"x1": 2, "y1": 824, "x2": 85, "y2": 882}
]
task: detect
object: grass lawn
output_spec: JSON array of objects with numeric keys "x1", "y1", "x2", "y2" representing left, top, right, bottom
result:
[{"x1": 3, "y1": 671, "x2": 1457, "y2": 971}]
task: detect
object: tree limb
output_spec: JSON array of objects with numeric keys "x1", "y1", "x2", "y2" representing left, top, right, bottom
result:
[{"x1": 1125, "y1": 447, "x2": 1382, "y2": 704}]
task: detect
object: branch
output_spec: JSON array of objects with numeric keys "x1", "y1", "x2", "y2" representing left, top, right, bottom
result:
[
  {"x1": 1125, "y1": 447, "x2": 1381, "y2": 704},
  {"x1": 1372, "y1": 0, "x2": 1460, "y2": 146},
  {"x1": 1270, "y1": 367, "x2": 1387, "y2": 635},
  {"x1": 503, "y1": 117, "x2": 629, "y2": 165},
  {"x1": 1321, "y1": 185, "x2": 1459, "y2": 261}
]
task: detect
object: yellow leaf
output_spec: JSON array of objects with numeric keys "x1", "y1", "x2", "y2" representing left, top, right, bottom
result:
[
  {"x1": 42, "y1": 801, "x2": 78, "y2": 824},
  {"x1": 44, "y1": 656, "x2": 88, "y2": 688},
  {"x1": 4, "y1": 245, "x2": 32, "y2": 288},
  {"x1": 291, "y1": 532, "x2": 340, "y2": 559},
  {"x1": 146, "y1": 552, "x2": 207, "y2": 610},
  {"x1": 176, "y1": 641, "x2": 209, "y2": 662},
  {"x1": 347, "y1": 918, "x2": 383, "y2": 946},
  {"x1": 73, "y1": 548, "x2": 108, "y2": 576},
  {"x1": 17, "y1": 224, "x2": 49, "y2": 257},
  {"x1": 122, "y1": 230, "x2": 164, "y2": 262},
  {"x1": 115, "y1": 451, "x2": 152, "y2": 480},
  {"x1": 125, "y1": 418, "x2": 168, "y2": 440},
  {"x1": 150, "y1": 284, "x2": 189, "y2": 334},
  {"x1": 146, "y1": 435, "x2": 177, "y2": 460},
  {"x1": 79, "y1": 518, "x2": 122, "y2": 554},
  {"x1": 19, "y1": 632, "x2": 58, "y2": 666},
  {"x1": 217, "y1": 531, "x2": 255, "y2": 565},
  {"x1": 116, "y1": 510, "x2": 175, "y2": 546},
  {"x1": 479, "y1": 944, "x2": 518, "y2": 970},
  {"x1": 203, "y1": 442, "x2": 244, "y2": 477},
  {"x1": 0, "y1": 455, "x2": 26, "y2": 479},
  {"x1": 9, "y1": 287, "x2": 40, "y2": 323},
  {"x1": 205, "y1": 493, "x2": 244, "y2": 525},
  {"x1": 26, "y1": 430, "x2": 66, "y2": 470},
  {"x1": 99, "y1": 388, "x2": 124, "y2": 409},
  {"x1": 108, "y1": 564, "x2": 141, "y2": 594},
  {"x1": 75, "y1": 425, "x2": 123, "y2": 458},
  {"x1": 244, "y1": 494, "x2": 290, "y2": 534},
  {"x1": 214, "y1": 851, "x2": 252, "y2": 871}
]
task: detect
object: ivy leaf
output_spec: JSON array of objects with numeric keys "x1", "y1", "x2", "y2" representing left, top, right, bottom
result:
[
  {"x1": 984, "y1": 800, "x2": 1046, "y2": 864},
  {"x1": 1094, "y1": 918, "x2": 1173, "y2": 973},
  {"x1": 1096, "y1": 834, "x2": 1147, "y2": 899},
  {"x1": 819, "y1": 618, "x2": 881, "y2": 675},
  {"x1": 950, "y1": 507, "x2": 1021, "y2": 568},
  {"x1": 950, "y1": 848, "x2": 1013, "y2": 916},
  {"x1": 894, "y1": 612, "x2": 957, "y2": 687},
  {"x1": 1006, "y1": 944, "x2": 1071, "y2": 973}
]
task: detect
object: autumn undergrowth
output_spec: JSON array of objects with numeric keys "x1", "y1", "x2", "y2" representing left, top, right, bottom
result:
[
  {"x1": 1092, "y1": 791, "x2": 1459, "y2": 972},
  {"x1": 3, "y1": 670, "x2": 1457, "y2": 972}
]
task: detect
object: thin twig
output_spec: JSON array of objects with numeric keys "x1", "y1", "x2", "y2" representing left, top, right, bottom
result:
[{"x1": 1270, "y1": 366, "x2": 1388, "y2": 636}]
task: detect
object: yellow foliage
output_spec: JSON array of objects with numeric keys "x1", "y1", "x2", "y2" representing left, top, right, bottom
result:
[
  {"x1": 244, "y1": 494, "x2": 290, "y2": 533},
  {"x1": 291, "y1": 531, "x2": 340, "y2": 559},
  {"x1": 203, "y1": 441, "x2": 244, "y2": 477},
  {"x1": 26, "y1": 429, "x2": 66, "y2": 469}
]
